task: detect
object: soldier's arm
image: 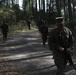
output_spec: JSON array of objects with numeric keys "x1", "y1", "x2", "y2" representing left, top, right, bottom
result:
[
  {"x1": 48, "y1": 31, "x2": 59, "y2": 50},
  {"x1": 68, "y1": 30, "x2": 74, "y2": 50}
]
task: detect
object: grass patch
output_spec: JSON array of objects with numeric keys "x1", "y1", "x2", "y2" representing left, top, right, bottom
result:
[{"x1": 0, "y1": 24, "x2": 37, "y2": 39}]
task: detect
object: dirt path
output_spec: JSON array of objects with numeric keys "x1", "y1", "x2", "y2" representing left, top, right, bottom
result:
[{"x1": 0, "y1": 30, "x2": 76, "y2": 75}]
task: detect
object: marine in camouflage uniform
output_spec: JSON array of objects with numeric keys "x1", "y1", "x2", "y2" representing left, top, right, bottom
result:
[
  {"x1": 37, "y1": 19, "x2": 45, "y2": 32},
  {"x1": 48, "y1": 17, "x2": 74, "y2": 75},
  {"x1": 37, "y1": 19, "x2": 48, "y2": 47},
  {"x1": 0, "y1": 20, "x2": 8, "y2": 42},
  {"x1": 40, "y1": 24, "x2": 48, "y2": 47},
  {"x1": 27, "y1": 19, "x2": 31, "y2": 30}
]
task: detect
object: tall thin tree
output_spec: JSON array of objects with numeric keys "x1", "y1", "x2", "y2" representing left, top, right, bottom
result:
[
  {"x1": 43, "y1": 0, "x2": 45, "y2": 20},
  {"x1": 68, "y1": 0, "x2": 74, "y2": 32},
  {"x1": 55, "y1": 0, "x2": 61, "y2": 16}
]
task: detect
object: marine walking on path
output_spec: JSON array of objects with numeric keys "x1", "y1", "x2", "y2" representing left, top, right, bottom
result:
[
  {"x1": 48, "y1": 17, "x2": 75, "y2": 75},
  {"x1": 0, "y1": 20, "x2": 9, "y2": 43}
]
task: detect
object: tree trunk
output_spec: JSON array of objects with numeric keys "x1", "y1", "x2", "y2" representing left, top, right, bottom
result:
[
  {"x1": 39, "y1": 0, "x2": 40, "y2": 11},
  {"x1": 35, "y1": 0, "x2": 37, "y2": 19},
  {"x1": 11, "y1": 0, "x2": 14, "y2": 5},
  {"x1": 55, "y1": 0, "x2": 61, "y2": 16},
  {"x1": 31, "y1": 0, "x2": 34, "y2": 16},
  {"x1": 72, "y1": 0, "x2": 76, "y2": 19},
  {"x1": 63, "y1": 0, "x2": 66, "y2": 11},
  {"x1": 68, "y1": 0, "x2": 74, "y2": 32},
  {"x1": 46, "y1": 0, "x2": 49, "y2": 12},
  {"x1": 29, "y1": 0, "x2": 30, "y2": 11},
  {"x1": 43, "y1": 0, "x2": 45, "y2": 20}
]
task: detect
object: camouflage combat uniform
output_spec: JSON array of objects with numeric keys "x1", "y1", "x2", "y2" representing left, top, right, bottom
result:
[
  {"x1": 40, "y1": 25, "x2": 48, "y2": 46},
  {"x1": 48, "y1": 27, "x2": 74, "y2": 75},
  {"x1": 0, "y1": 22, "x2": 8, "y2": 42}
]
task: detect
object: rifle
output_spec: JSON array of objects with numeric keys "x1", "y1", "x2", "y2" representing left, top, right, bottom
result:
[
  {"x1": 62, "y1": 49, "x2": 76, "y2": 71},
  {"x1": 58, "y1": 30, "x2": 76, "y2": 70}
]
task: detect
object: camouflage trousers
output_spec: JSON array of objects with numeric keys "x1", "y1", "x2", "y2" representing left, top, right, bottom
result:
[
  {"x1": 53, "y1": 52, "x2": 67, "y2": 75},
  {"x1": 41, "y1": 34, "x2": 47, "y2": 46},
  {"x1": 2, "y1": 32, "x2": 8, "y2": 42}
]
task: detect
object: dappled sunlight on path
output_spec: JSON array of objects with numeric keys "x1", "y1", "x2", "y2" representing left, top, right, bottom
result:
[{"x1": 0, "y1": 30, "x2": 76, "y2": 75}]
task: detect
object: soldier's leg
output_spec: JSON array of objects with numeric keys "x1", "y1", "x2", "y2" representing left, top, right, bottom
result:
[
  {"x1": 42, "y1": 34, "x2": 46, "y2": 46},
  {"x1": 28, "y1": 24, "x2": 31, "y2": 30},
  {"x1": 66, "y1": 53, "x2": 73, "y2": 65},
  {"x1": 56, "y1": 64, "x2": 66, "y2": 75},
  {"x1": 5, "y1": 32, "x2": 7, "y2": 41},
  {"x1": 54, "y1": 55, "x2": 67, "y2": 75},
  {"x1": 3, "y1": 32, "x2": 5, "y2": 42}
]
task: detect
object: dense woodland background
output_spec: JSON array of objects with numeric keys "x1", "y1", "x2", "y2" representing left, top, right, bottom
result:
[{"x1": 0, "y1": 0, "x2": 76, "y2": 36}]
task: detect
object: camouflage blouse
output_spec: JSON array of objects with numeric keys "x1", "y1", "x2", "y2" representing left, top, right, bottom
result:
[{"x1": 48, "y1": 27, "x2": 74, "y2": 51}]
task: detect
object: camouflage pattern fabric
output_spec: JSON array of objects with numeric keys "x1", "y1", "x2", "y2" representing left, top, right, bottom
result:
[{"x1": 48, "y1": 27, "x2": 74, "y2": 75}]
